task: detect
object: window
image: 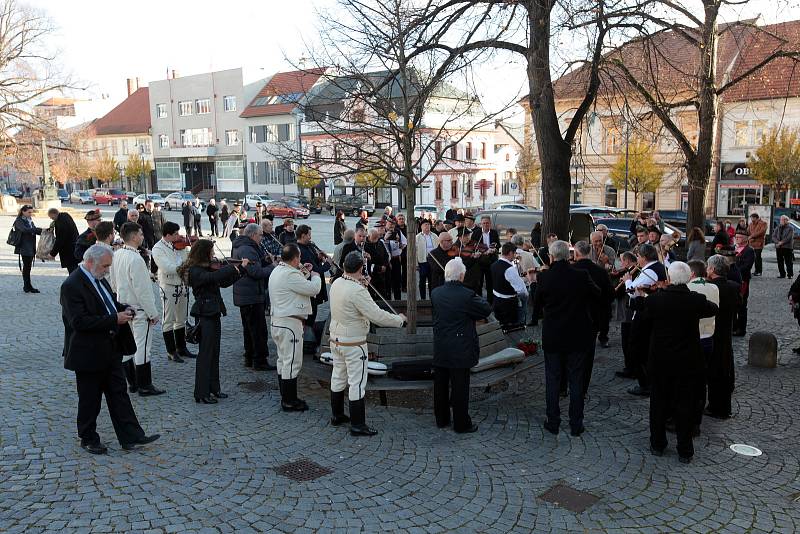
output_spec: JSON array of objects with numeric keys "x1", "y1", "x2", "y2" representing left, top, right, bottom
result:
[
  {"x1": 195, "y1": 99, "x2": 211, "y2": 115},
  {"x1": 252, "y1": 96, "x2": 269, "y2": 106},
  {"x1": 450, "y1": 144, "x2": 457, "y2": 160},
  {"x1": 312, "y1": 145, "x2": 320, "y2": 161},
  {"x1": 602, "y1": 118, "x2": 623, "y2": 154},
  {"x1": 481, "y1": 142, "x2": 487, "y2": 159},
  {"x1": 225, "y1": 130, "x2": 239, "y2": 146},
  {"x1": 450, "y1": 178, "x2": 458, "y2": 200},
  {"x1": 110, "y1": 140, "x2": 118, "y2": 156},
  {"x1": 223, "y1": 95, "x2": 236, "y2": 112},
  {"x1": 571, "y1": 183, "x2": 583, "y2": 204},
  {"x1": 155, "y1": 161, "x2": 181, "y2": 190},
  {"x1": 494, "y1": 173, "x2": 499, "y2": 196},
  {"x1": 466, "y1": 142, "x2": 473, "y2": 160},
  {"x1": 156, "y1": 103, "x2": 167, "y2": 118},
  {"x1": 179, "y1": 128, "x2": 213, "y2": 147},
  {"x1": 466, "y1": 178, "x2": 472, "y2": 196},
  {"x1": 215, "y1": 160, "x2": 243, "y2": 188},
  {"x1": 502, "y1": 171, "x2": 512, "y2": 195},
  {"x1": 435, "y1": 141, "x2": 442, "y2": 159},
  {"x1": 733, "y1": 121, "x2": 749, "y2": 147},
  {"x1": 121, "y1": 139, "x2": 129, "y2": 155},
  {"x1": 137, "y1": 138, "x2": 151, "y2": 154},
  {"x1": 605, "y1": 185, "x2": 618, "y2": 207},
  {"x1": 178, "y1": 101, "x2": 193, "y2": 116},
  {"x1": 642, "y1": 191, "x2": 656, "y2": 210},
  {"x1": 676, "y1": 112, "x2": 698, "y2": 148},
  {"x1": 277, "y1": 123, "x2": 293, "y2": 142},
  {"x1": 435, "y1": 180, "x2": 443, "y2": 201},
  {"x1": 333, "y1": 144, "x2": 341, "y2": 163},
  {"x1": 159, "y1": 135, "x2": 169, "y2": 149},
  {"x1": 752, "y1": 120, "x2": 768, "y2": 145}
]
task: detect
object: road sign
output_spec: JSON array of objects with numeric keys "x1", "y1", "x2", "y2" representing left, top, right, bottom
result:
[{"x1": 509, "y1": 182, "x2": 518, "y2": 190}]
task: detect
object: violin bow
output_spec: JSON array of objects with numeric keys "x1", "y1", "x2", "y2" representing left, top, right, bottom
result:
[{"x1": 328, "y1": 252, "x2": 399, "y2": 315}]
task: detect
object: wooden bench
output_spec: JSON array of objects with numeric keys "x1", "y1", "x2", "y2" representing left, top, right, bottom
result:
[{"x1": 306, "y1": 318, "x2": 542, "y2": 406}]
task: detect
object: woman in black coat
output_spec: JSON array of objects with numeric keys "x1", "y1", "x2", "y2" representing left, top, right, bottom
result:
[
  {"x1": 178, "y1": 240, "x2": 247, "y2": 404},
  {"x1": 13, "y1": 204, "x2": 42, "y2": 293},
  {"x1": 711, "y1": 221, "x2": 730, "y2": 250},
  {"x1": 219, "y1": 203, "x2": 230, "y2": 236},
  {"x1": 355, "y1": 211, "x2": 370, "y2": 231},
  {"x1": 333, "y1": 211, "x2": 347, "y2": 245}
]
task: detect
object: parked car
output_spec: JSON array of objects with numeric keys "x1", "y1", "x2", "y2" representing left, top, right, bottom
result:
[
  {"x1": 493, "y1": 203, "x2": 533, "y2": 211},
  {"x1": 325, "y1": 194, "x2": 375, "y2": 216},
  {"x1": 164, "y1": 192, "x2": 204, "y2": 211},
  {"x1": 5, "y1": 187, "x2": 23, "y2": 198},
  {"x1": 266, "y1": 201, "x2": 309, "y2": 219},
  {"x1": 57, "y1": 189, "x2": 69, "y2": 201},
  {"x1": 104, "y1": 188, "x2": 127, "y2": 204},
  {"x1": 241, "y1": 194, "x2": 273, "y2": 211},
  {"x1": 595, "y1": 217, "x2": 692, "y2": 251},
  {"x1": 132, "y1": 193, "x2": 165, "y2": 208},
  {"x1": 125, "y1": 191, "x2": 138, "y2": 203},
  {"x1": 70, "y1": 190, "x2": 93, "y2": 204},
  {"x1": 475, "y1": 208, "x2": 595, "y2": 243},
  {"x1": 91, "y1": 189, "x2": 113, "y2": 205},
  {"x1": 413, "y1": 203, "x2": 440, "y2": 219},
  {"x1": 282, "y1": 195, "x2": 310, "y2": 208},
  {"x1": 285, "y1": 200, "x2": 310, "y2": 218}
]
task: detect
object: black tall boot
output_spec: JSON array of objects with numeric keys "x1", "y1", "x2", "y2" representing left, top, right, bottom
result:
[
  {"x1": 174, "y1": 328, "x2": 196, "y2": 359},
  {"x1": 123, "y1": 360, "x2": 138, "y2": 393},
  {"x1": 330, "y1": 390, "x2": 350, "y2": 426},
  {"x1": 137, "y1": 362, "x2": 166, "y2": 397},
  {"x1": 280, "y1": 378, "x2": 308, "y2": 412},
  {"x1": 349, "y1": 398, "x2": 378, "y2": 436},
  {"x1": 163, "y1": 331, "x2": 183, "y2": 363}
]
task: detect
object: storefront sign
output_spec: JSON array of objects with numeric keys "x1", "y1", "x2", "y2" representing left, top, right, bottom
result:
[{"x1": 720, "y1": 162, "x2": 753, "y2": 180}]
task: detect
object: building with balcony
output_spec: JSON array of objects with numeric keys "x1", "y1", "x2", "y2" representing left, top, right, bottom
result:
[
  {"x1": 149, "y1": 68, "x2": 249, "y2": 194},
  {"x1": 240, "y1": 68, "x2": 326, "y2": 197}
]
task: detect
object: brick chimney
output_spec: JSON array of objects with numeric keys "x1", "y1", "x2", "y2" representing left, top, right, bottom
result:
[
  {"x1": 126, "y1": 78, "x2": 139, "y2": 96},
  {"x1": 171, "y1": 69, "x2": 178, "y2": 79}
]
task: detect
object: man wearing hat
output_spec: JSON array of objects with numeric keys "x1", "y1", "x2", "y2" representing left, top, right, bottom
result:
[
  {"x1": 747, "y1": 213, "x2": 767, "y2": 276},
  {"x1": 74, "y1": 209, "x2": 102, "y2": 262},
  {"x1": 733, "y1": 228, "x2": 754, "y2": 336},
  {"x1": 463, "y1": 212, "x2": 477, "y2": 234},
  {"x1": 448, "y1": 214, "x2": 468, "y2": 241},
  {"x1": 415, "y1": 219, "x2": 439, "y2": 299}
]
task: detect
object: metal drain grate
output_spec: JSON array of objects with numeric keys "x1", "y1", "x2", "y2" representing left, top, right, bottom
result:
[
  {"x1": 273, "y1": 459, "x2": 332, "y2": 482},
  {"x1": 237, "y1": 380, "x2": 270, "y2": 392},
  {"x1": 539, "y1": 484, "x2": 600, "y2": 513}
]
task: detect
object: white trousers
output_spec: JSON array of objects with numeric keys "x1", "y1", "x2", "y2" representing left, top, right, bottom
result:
[
  {"x1": 159, "y1": 283, "x2": 188, "y2": 333},
  {"x1": 330, "y1": 341, "x2": 369, "y2": 401},
  {"x1": 271, "y1": 316, "x2": 304, "y2": 379},
  {"x1": 122, "y1": 314, "x2": 153, "y2": 365}
]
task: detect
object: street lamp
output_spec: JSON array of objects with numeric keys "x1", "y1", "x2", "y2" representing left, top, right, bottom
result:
[{"x1": 623, "y1": 119, "x2": 630, "y2": 209}]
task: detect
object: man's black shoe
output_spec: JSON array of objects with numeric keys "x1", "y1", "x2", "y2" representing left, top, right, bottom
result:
[
  {"x1": 615, "y1": 369, "x2": 636, "y2": 379},
  {"x1": 570, "y1": 425, "x2": 585, "y2": 437},
  {"x1": 678, "y1": 456, "x2": 692, "y2": 464},
  {"x1": 732, "y1": 330, "x2": 746, "y2": 337},
  {"x1": 704, "y1": 409, "x2": 731, "y2": 420},
  {"x1": 778, "y1": 275, "x2": 786, "y2": 279},
  {"x1": 138, "y1": 385, "x2": 166, "y2": 396},
  {"x1": 455, "y1": 424, "x2": 479, "y2": 434},
  {"x1": 599, "y1": 340, "x2": 609, "y2": 348},
  {"x1": 627, "y1": 385, "x2": 650, "y2": 397},
  {"x1": 121, "y1": 434, "x2": 160, "y2": 451},
  {"x1": 753, "y1": 272, "x2": 762, "y2": 277},
  {"x1": 81, "y1": 441, "x2": 108, "y2": 455},
  {"x1": 543, "y1": 421, "x2": 559, "y2": 435},
  {"x1": 350, "y1": 424, "x2": 379, "y2": 437},
  {"x1": 650, "y1": 446, "x2": 664, "y2": 457},
  {"x1": 281, "y1": 399, "x2": 309, "y2": 412}
]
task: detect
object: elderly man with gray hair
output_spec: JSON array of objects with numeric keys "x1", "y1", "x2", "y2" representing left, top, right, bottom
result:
[
  {"x1": 773, "y1": 215, "x2": 795, "y2": 278},
  {"x1": 431, "y1": 258, "x2": 492, "y2": 433},
  {"x1": 532, "y1": 240, "x2": 600, "y2": 437},
  {"x1": 630, "y1": 261, "x2": 718, "y2": 463},
  {"x1": 232, "y1": 223, "x2": 276, "y2": 370}
]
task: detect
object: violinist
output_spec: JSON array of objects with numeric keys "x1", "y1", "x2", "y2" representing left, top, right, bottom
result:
[
  {"x1": 448, "y1": 214, "x2": 468, "y2": 241},
  {"x1": 615, "y1": 251, "x2": 639, "y2": 380},
  {"x1": 152, "y1": 222, "x2": 195, "y2": 363},
  {"x1": 74, "y1": 209, "x2": 102, "y2": 262},
  {"x1": 296, "y1": 225, "x2": 330, "y2": 350},
  {"x1": 622, "y1": 244, "x2": 666, "y2": 397},
  {"x1": 232, "y1": 223, "x2": 276, "y2": 370},
  {"x1": 455, "y1": 231, "x2": 483, "y2": 292},
  {"x1": 589, "y1": 231, "x2": 616, "y2": 272},
  {"x1": 428, "y1": 232, "x2": 454, "y2": 292},
  {"x1": 365, "y1": 229, "x2": 390, "y2": 299},
  {"x1": 471, "y1": 215, "x2": 501, "y2": 303},
  {"x1": 416, "y1": 219, "x2": 439, "y2": 299},
  {"x1": 178, "y1": 239, "x2": 248, "y2": 404},
  {"x1": 511, "y1": 234, "x2": 537, "y2": 324}
]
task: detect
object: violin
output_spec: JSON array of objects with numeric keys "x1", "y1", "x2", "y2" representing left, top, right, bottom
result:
[
  {"x1": 173, "y1": 235, "x2": 199, "y2": 250},
  {"x1": 210, "y1": 257, "x2": 243, "y2": 270}
]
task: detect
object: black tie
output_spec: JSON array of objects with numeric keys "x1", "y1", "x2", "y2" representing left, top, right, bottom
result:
[{"x1": 94, "y1": 278, "x2": 116, "y2": 315}]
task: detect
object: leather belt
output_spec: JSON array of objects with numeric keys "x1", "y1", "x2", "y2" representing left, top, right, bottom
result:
[{"x1": 332, "y1": 339, "x2": 368, "y2": 347}]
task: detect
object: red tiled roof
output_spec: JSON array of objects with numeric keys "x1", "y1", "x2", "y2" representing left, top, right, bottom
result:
[
  {"x1": 89, "y1": 87, "x2": 150, "y2": 136},
  {"x1": 544, "y1": 19, "x2": 800, "y2": 106},
  {"x1": 240, "y1": 68, "x2": 326, "y2": 118}
]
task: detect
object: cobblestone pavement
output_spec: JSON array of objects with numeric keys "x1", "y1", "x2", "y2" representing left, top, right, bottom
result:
[{"x1": 1, "y1": 213, "x2": 800, "y2": 533}]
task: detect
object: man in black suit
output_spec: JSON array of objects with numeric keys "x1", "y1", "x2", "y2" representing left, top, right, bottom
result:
[
  {"x1": 471, "y1": 215, "x2": 501, "y2": 303},
  {"x1": 61, "y1": 244, "x2": 159, "y2": 455},
  {"x1": 706, "y1": 254, "x2": 741, "y2": 419},
  {"x1": 621, "y1": 244, "x2": 667, "y2": 396},
  {"x1": 630, "y1": 261, "x2": 718, "y2": 463},
  {"x1": 47, "y1": 208, "x2": 79, "y2": 273},
  {"x1": 572, "y1": 240, "x2": 614, "y2": 395},
  {"x1": 365, "y1": 229, "x2": 391, "y2": 300},
  {"x1": 431, "y1": 257, "x2": 492, "y2": 433},
  {"x1": 532, "y1": 240, "x2": 600, "y2": 436}
]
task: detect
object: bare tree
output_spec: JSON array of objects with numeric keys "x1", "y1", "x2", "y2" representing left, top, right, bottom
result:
[{"x1": 281, "y1": 0, "x2": 518, "y2": 330}]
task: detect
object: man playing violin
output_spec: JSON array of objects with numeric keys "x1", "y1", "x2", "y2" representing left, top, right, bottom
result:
[
  {"x1": 152, "y1": 221, "x2": 195, "y2": 364},
  {"x1": 297, "y1": 225, "x2": 330, "y2": 351},
  {"x1": 471, "y1": 215, "x2": 501, "y2": 303},
  {"x1": 454, "y1": 231, "x2": 483, "y2": 292},
  {"x1": 427, "y1": 231, "x2": 455, "y2": 291},
  {"x1": 590, "y1": 230, "x2": 616, "y2": 348},
  {"x1": 365, "y1": 229, "x2": 391, "y2": 300},
  {"x1": 416, "y1": 219, "x2": 439, "y2": 299}
]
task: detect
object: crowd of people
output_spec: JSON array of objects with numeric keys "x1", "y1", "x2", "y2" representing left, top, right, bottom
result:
[{"x1": 5, "y1": 200, "x2": 793, "y2": 459}]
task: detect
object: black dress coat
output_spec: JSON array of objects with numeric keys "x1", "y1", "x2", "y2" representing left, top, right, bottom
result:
[
  {"x1": 231, "y1": 236, "x2": 274, "y2": 307},
  {"x1": 431, "y1": 281, "x2": 492, "y2": 368},
  {"x1": 61, "y1": 268, "x2": 132, "y2": 372},
  {"x1": 735, "y1": 246, "x2": 755, "y2": 283},
  {"x1": 113, "y1": 208, "x2": 128, "y2": 231},
  {"x1": 333, "y1": 218, "x2": 346, "y2": 245},
  {"x1": 631, "y1": 285, "x2": 719, "y2": 377},
  {"x1": 532, "y1": 260, "x2": 600, "y2": 354},
  {"x1": 188, "y1": 265, "x2": 240, "y2": 318},
  {"x1": 709, "y1": 276, "x2": 741, "y2": 376},
  {"x1": 428, "y1": 247, "x2": 453, "y2": 291},
  {"x1": 572, "y1": 258, "x2": 614, "y2": 331},
  {"x1": 13, "y1": 216, "x2": 41, "y2": 257},
  {"x1": 51, "y1": 212, "x2": 79, "y2": 268},
  {"x1": 138, "y1": 211, "x2": 156, "y2": 249}
]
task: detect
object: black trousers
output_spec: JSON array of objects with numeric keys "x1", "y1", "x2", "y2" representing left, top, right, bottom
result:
[
  {"x1": 21, "y1": 255, "x2": 33, "y2": 289},
  {"x1": 75, "y1": 361, "x2": 145, "y2": 445},
  {"x1": 598, "y1": 306, "x2": 611, "y2": 343},
  {"x1": 584, "y1": 332, "x2": 598, "y2": 395},
  {"x1": 753, "y1": 248, "x2": 763, "y2": 275},
  {"x1": 734, "y1": 282, "x2": 749, "y2": 332},
  {"x1": 631, "y1": 318, "x2": 651, "y2": 389},
  {"x1": 65, "y1": 259, "x2": 79, "y2": 274},
  {"x1": 777, "y1": 248, "x2": 794, "y2": 277},
  {"x1": 650, "y1": 373, "x2": 700, "y2": 458},
  {"x1": 400, "y1": 249, "x2": 408, "y2": 292},
  {"x1": 195, "y1": 316, "x2": 222, "y2": 398},
  {"x1": 707, "y1": 343, "x2": 733, "y2": 417},
  {"x1": 621, "y1": 321, "x2": 634, "y2": 371},
  {"x1": 208, "y1": 216, "x2": 218, "y2": 236},
  {"x1": 544, "y1": 350, "x2": 586, "y2": 429},
  {"x1": 371, "y1": 271, "x2": 391, "y2": 301},
  {"x1": 694, "y1": 337, "x2": 714, "y2": 427},
  {"x1": 477, "y1": 264, "x2": 494, "y2": 303},
  {"x1": 389, "y1": 258, "x2": 402, "y2": 299},
  {"x1": 433, "y1": 366, "x2": 471, "y2": 431},
  {"x1": 240, "y1": 303, "x2": 268, "y2": 364},
  {"x1": 492, "y1": 296, "x2": 518, "y2": 327},
  {"x1": 418, "y1": 262, "x2": 432, "y2": 300}
]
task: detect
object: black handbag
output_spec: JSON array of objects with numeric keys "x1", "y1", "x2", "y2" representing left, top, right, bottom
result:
[
  {"x1": 115, "y1": 323, "x2": 137, "y2": 356},
  {"x1": 390, "y1": 358, "x2": 435, "y2": 381},
  {"x1": 6, "y1": 227, "x2": 20, "y2": 246},
  {"x1": 185, "y1": 320, "x2": 201, "y2": 344}
]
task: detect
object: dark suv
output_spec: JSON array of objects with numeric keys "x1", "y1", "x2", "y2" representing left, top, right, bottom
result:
[{"x1": 324, "y1": 194, "x2": 375, "y2": 216}]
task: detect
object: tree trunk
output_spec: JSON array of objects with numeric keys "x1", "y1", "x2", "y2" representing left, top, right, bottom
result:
[
  {"x1": 686, "y1": 163, "x2": 707, "y2": 232},
  {"x1": 405, "y1": 184, "x2": 418, "y2": 333},
  {"x1": 527, "y1": 2, "x2": 572, "y2": 240}
]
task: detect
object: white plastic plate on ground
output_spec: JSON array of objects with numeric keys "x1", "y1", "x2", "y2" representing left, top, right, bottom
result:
[{"x1": 730, "y1": 444, "x2": 763, "y2": 457}]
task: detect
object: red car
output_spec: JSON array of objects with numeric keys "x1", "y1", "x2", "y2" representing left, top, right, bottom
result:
[
  {"x1": 107, "y1": 188, "x2": 127, "y2": 204},
  {"x1": 92, "y1": 189, "x2": 113, "y2": 205},
  {"x1": 267, "y1": 201, "x2": 308, "y2": 218}
]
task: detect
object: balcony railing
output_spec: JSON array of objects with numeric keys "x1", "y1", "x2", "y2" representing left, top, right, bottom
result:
[{"x1": 169, "y1": 145, "x2": 216, "y2": 158}]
